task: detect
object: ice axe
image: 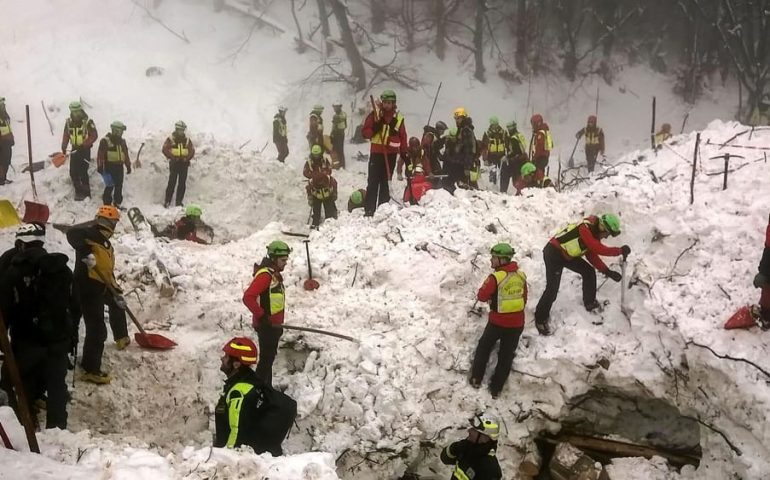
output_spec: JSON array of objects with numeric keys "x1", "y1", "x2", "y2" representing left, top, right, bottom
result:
[{"x1": 303, "y1": 240, "x2": 320, "y2": 291}]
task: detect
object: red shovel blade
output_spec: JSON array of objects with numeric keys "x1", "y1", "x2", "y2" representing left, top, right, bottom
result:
[
  {"x1": 303, "y1": 278, "x2": 320, "y2": 291},
  {"x1": 22, "y1": 201, "x2": 50, "y2": 224},
  {"x1": 724, "y1": 305, "x2": 758, "y2": 330},
  {"x1": 134, "y1": 332, "x2": 177, "y2": 349},
  {"x1": 51, "y1": 152, "x2": 67, "y2": 168}
]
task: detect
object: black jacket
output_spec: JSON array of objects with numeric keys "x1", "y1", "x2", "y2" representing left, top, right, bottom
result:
[
  {"x1": 457, "y1": 117, "x2": 477, "y2": 168},
  {"x1": 440, "y1": 439, "x2": 502, "y2": 480}
]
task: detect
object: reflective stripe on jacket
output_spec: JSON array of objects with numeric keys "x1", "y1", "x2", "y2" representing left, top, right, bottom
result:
[{"x1": 225, "y1": 382, "x2": 254, "y2": 447}]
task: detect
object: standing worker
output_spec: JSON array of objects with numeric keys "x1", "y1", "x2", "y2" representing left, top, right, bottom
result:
[
  {"x1": 307, "y1": 105, "x2": 325, "y2": 150},
  {"x1": 534, "y1": 214, "x2": 630, "y2": 336},
  {"x1": 61, "y1": 101, "x2": 98, "y2": 201},
  {"x1": 273, "y1": 106, "x2": 289, "y2": 163},
  {"x1": 162, "y1": 121, "x2": 195, "y2": 208},
  {"x1": 501, "y1": 121, "x2": 528, "y2": 194},
  {"x1": 453, "y1": 108, "x2": 477, "y2": 189},
  {"x1": 242, "y1": 241, "x2": 291, "y2": 386},
  {"x1": 482, "y1": 117, "x2": 507, "y2": 185},
  {"x1": 66, "y1": 206, "x2": 129, "y2": 384},
  {"x1": 422, "y1": 121, "x2": 447, "y2": 185},
  {"x1": 529, "y1": 114, "x2": 552, "y2": 182},
  {"x1": 654, "y1": 123, "x2": 672, "y2": 149},
  {"x1": 575, "y1": 115, "x2": 605, "y2": 173},
  {"x1": 96, "y1": 121, "x2": 131, "y2": 208},
  {"x1": 303, "y1": 145, "x2": 338, "y2": 228},
  {"x1": 440, "y1": 412, "x2": 502, "y2": 480},
  {"x1": 470, "y1": 243, "x2": 527, "y2": 398},
  {"x1": 330, "y1": 103, "x2": 347, "y2": 168},
  {"x1": 361, "y1": 90, "x2": 408, "y2": 216},
  {"x1": 0, "y1": 97, "x2": 14, "y2": 185}
]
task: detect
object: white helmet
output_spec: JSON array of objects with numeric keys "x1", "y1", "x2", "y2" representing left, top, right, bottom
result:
[
  {"x1": 414, "y1": 165, "x2": 424, "y2": 175},
  {"x1": 16, "y1": 223, "x2": 46, "y2": 244},
  {"x1": 469, "y1": 412, "x2": 500, "y2": 440}
]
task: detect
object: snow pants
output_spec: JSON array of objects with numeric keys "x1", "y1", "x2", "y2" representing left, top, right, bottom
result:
[
  {"x1": 585, "y1": 146, "x2": 601, "y2": 173},
  {"x1": 10, "y1": 339, "x2": 69, "y2": 429},
  {"x1": 77, "y1": 281, "x2": 128, "y2": 374},
  {"x1": 311, "y1": 197, "x2": 337, "y2": 227},
  {"x1": 0, "y1": 143, "x2": 11, "y2": 183},
  {"x1": 275, "y1": 139, "x2": 289, "y2": 163},
  {"x1": 535, "y1": 243, "x2": 597, "y2": 324},
  {"x1": 255, "y1": 322, "x2": 283, "y2": 387},
  {"x1": 70, "y1": 148, "x2": 92, "y2": 200},
  {"x1": 443, "y1": 162, "x2": 465, "y2": 194},
  {"x1": 470, "y1": 323, "x2": 523, "y2": 395},
  {"x1": 165, "y1": 160, "x2": 189, "y2": 207},
  {"x1": 500, "y1": 155, "x2": 525, "y2": 194},
  {"x1": 760, "y1": 286, "x2": 770, "y2": 321},
  {"x1": 331, "y1": 132, "x2": 345, "y2": 168},
  {"x1": 533, "y1": 154, "x2": 549, "y2": 181},
  {"x1": 102, "y1": 163, "x2": 125, "y2": 207},
  {"x1": 365, "y1": 152, "x2": 396, "y2": 216}
]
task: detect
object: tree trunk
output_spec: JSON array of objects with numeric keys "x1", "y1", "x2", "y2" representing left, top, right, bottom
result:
[
  {"x1": 371, "y1": 0, "x2": 385, "y2": 34},
  {"x1": 515, "y1": 0, "x2": 528, "y2": 74},
  {"x1": 330, "y1": 0, "x2": 367, "y2": 91},
  {"x1": 290, "y1": 0, "x2": 306, "y2": 53},
  {"x1": 474, "y1": 0, "x2": 486, "y2": 82},
  {"x1": 317, "y1": 0, "x2": 331, "y2": 40},
  {"x1": 434, "y1": 0, "x2": 446, "y2": 60}
]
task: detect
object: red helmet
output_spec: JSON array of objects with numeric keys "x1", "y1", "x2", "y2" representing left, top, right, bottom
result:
[
  {"x1": 222, "y1": 337, "x2": 258, "y2": 365},
  {"x1": 530, "y1": 114, "x2": 543, "y2": 126},
  {"x1": 587, "y1": 115, "x2": 597, "y2": 125}
]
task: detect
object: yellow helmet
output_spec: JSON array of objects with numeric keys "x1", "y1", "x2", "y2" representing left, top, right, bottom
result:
[{"x1": 453, "y1": 107, "x2": 467, "y2": 118}]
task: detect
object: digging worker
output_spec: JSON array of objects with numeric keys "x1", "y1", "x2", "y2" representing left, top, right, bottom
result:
[
  {"x1": 514, "y1": 162, "x2": 553, "y2": 195},
  {"x1": 273, "y1": 106, "x2": 288, "y2": 163},
  {"x1": 403, "y1": 165, "x2": 433, "y2": 205},
  {"x1": 162, "y1": 121, "x2": 195, "y2": 208},
  {"x1": 66, "y1": 205, "x2": 129, "y2": 384},
  {"x1": 331, "y1": 103, "x2": 347, "y2": 168},
  {"x1": 61, "y1": 101, "x2": 98, "y2": 201},
  {"x1": 214, "y1": 336, "x2": 297, "y2": 456},
  {"x1": 529, "y1": 113, "x2": 552, "y2": 181},
  {"x1": 575, "y1": 115, "x2": 605, "y2": 173},
  {"x1": 534, "y1": 214, "x2": 630, "y2": 336},
  {"x1": 347, "y1": 188, "x2": 366, "y2": 213},
  {"x1": 361, "y1": 89, "x2": 408, "y2": 216},
  {"x1": 470, "y1": 243, "x2": 527, "y2": 399},
  {"x1": 303, "y1": 145, "x2": 338, "y2": 228},
  {"x1": 96, "y1": 121, "x2": 131, "y2": 208},
  {"x1": 440, "y1": 412, "x2": 502, "y2": 480},
  {"x1": 754, "y1": 213, "x2": 770, "y2": 330},
  {"x1": 0, "y1": 97, "x2": 13, "y2": 185},
  {"x1": 158, "y1": 204, "x2": 211, "y2": 244},
  {"x1": 242, "y1": 240, "x2": 291, "y2": 386}
]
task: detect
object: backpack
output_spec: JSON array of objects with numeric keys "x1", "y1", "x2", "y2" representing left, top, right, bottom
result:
[{"x1": 256, "y1": 383, "x2": 298, "y2": 448}]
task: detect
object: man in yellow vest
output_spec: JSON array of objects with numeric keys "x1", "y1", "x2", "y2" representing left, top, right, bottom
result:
[
  {"x1": 331, "y1": 103, "x2": 347, "y2": 169},
  {"x1": 501, "y1": 121, "x2": 528, "y2": 194},
  {"x1": 61, "y1": 101, "x2": 98, "y2": 201},
  {"x1": 470, "y1": 243, "x2": 527, "y2": 398},
  {"x1": 66, "y1": 205, "x2": 129, "y2": 384},
  {"x1": 307, "y1": 105, "x2": 325, "y2": 150},
  {"x1": 0, "y1": 97, "x2": 14, "y2": 185},
  {"x1": 654, "y1": 123, "x2": 672, "y2": 150},
  {"x1": 529, "y1": 113, "x2": 552, "y2": 182},
  {"x1": 482, "y1": 116, "x2": 507, "y2": 185},
  {"x1": 575, "y1": 115, "x2": 605, "y2": 173},
  {"x1": 242, "y1": 241, "x2": 291, "y2": 386},
  {"x1": 96, "y1": 121, "x2": 131, "y2": 208},
  {"x1": 162, "y1": 121, "x2": 196, "y2": 208},
  {"x1": 440, "y1": 412, "x2": 502, "y2": 479}
]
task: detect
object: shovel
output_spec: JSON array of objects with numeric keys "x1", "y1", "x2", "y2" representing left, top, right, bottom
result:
[
  {"x1": 93, "y1": 268, "x2": 176, "y2": 349},
  {"x1": 51, "y1": 151, "x2": 68, "y2": 168},
  {"x1": 620, "y1": 258, "x2": 630, "y2": 322},
  {"x1": 22, "y1": 105, "x2": 50, "y2": 224},
  {"x1": 303, "y1": 240, "x2": 320, "y2": 291}
]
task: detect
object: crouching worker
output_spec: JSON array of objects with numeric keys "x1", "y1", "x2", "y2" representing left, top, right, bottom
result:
[
  {"x1": 347, "y1": 188, "x2": 367, "y2": 213},
  {"x1": 157, "y1": 204, "x2": 212, "y2": 244},
  {"x1": 440, "y1": 412, "x2": 502, "y2": 480},
  {"x1": 214, "y1": 336, "x2": 297, "y2": 456},
  {"x1": 514, "y1": 162, "x2": 553, "y2": 195},
  {"x1": 403, "y1": 165, "x2": 433, "y2": 205}
]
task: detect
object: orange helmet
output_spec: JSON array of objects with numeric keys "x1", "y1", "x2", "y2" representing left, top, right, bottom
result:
[
  {"x1": 96, "y1": 205, "x2": 120, "y2": 220},
  {"x1": 530, "y1": 114, "x2": 543, "y2": 126},
  {"x1": 222, "y1": 337, "x2": 258, "y2": 365},
  {"x1": 587, "y1": 115, "x2": 597, "y2": 125}
]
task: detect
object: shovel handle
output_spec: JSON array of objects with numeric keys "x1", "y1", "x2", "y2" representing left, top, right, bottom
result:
[
  {"x1": 91, "y1": 266, "x2": 148, "y2": 336},
  {"x1": 304, "y1": 240, "x2": 313, "y2": 280}
]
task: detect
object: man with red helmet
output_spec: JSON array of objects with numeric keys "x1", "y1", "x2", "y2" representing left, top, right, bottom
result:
[
  {"x1": 214, "y1": 336, "x2": 297, "y2": 456},
  {"x1": 529, "y1": 114, "x2": 552, "y2": 181},
  {"x1": 575, "y1": 115, "x2": 605, "y2": 173}
]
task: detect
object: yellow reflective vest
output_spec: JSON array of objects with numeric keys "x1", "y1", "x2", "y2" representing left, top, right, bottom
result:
[
  {"x1": 255, "y1": 267, "x2": 285, "y2": 316},
  {"x1": 491, "y1": 270, "x2": 526, "y2": 313},
  {"x1": 371, "y1": 113, "x2": 404, "y2": 149},
  {"x1": 225, "y1": 382, "x2": 254, "y2": 448},
  {"x1": 554, "y1": 220, "x2": 592, "y2": 258},
  {"x1": 105, "y1": 136, "x2": 126, "y2": 163},
  {"x1": 0, "y1": 116, "x2": 11, "y2": 137}
]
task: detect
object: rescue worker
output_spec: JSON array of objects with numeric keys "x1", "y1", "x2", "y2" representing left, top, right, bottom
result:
[
  {"x1": 482, "y1": 117, "x2": 507, "y2": 184},
  {"x1": 307, "y1": 105, "x2": 325, "y2": 149},
  {"x1": 513, "y1": 162, "x2": 553, "y2": 195},
  {"x1": 397, "y1": 137, "x2": 430, "y2": 180},
  {"x1": 422, "y1": 120, "x2": 447, "y2": 182},
  {"x1": 162, "y1": 121, "x2": 196, "y2": 208},
  {"x1": 453, "y1": 108, "x2": 477, "y2": 190},
  {"x1": 96, "y1": 121, "x2": 131, "y2": 208},
  {"x1": 753, "y1": 213, "x2": 770, "y2": 330},
  {"x1": 214, "y1": 337, "x2": 296, "y2": 456},
  {"x1": 470, "y1": 243, "x2": 527, "y2": 398},
  {"x1": 61, "y1": 101, "x2": 98, "y2": 201},
  {"x1": 529, "y1": 113, "x2": 552, "y2": 181},
  {"x1": 242, "y1": 241, "x2": 291, "y2": 386},
  {"x1": 575, "y1": 115, "x2": 605, "y2": 173},
  {"x1": 273, "y1": 106, "x2": 289, "y2": 163},
  {"x1": 534, "y1": 214, "x2": 630, "y2": 336},
  {"x1": 403, "y1": 165, "x2": 432, "y2": 205},
  {"x1": 66, "y1": 206, "x2": 129, "y2": 383},
  {"x1": 0, "y1": 223, "x2": 79, "y2": 429},
  {"x1": 501, "y1": 121, "x2": 528, "y2": 194},
  {"x1": 440, "y1": 412, "x2": 502, "y2": 480},
  {"x1": 331, "y1": 103, "x2": 347, "y2": 168},
  {"x1": 443, "y1": 127, "x2": 462, "y2": 193},
  {"x1": 361, "y1": 90, "x2": 408, "y2": 216},
  {"x1": 347, "y1": 188, "x2": 367, "y2": 213},
  {"x1": 0, "y1": 97, "x2": 14, "y2": 185},
  {"x1": 158, "y1": 204, "x2": 211, "y2": 244},
  {"x1": 303, "y1": 145, "x2": 338, "y2": 228},
  {"x1": 654, "y1": 123, "x2": 672, "y2": 149}
]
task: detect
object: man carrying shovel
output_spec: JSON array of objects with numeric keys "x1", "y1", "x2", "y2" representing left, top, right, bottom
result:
[
  {"x1": 242, "y1": 240, "x2": 291, "y2": 386},
  {"x1": 61, "y1": 101, "x2": 98, "y2": 201}
]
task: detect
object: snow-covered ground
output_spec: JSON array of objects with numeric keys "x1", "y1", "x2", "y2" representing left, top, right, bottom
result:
[{"x1": 2, "y1": 1, "x2": 768, "y2": 479}]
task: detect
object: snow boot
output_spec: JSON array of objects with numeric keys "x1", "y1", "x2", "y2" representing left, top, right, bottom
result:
[
  {"x1": 469, "y1": 377, "x2": 482, "y2": 389},
  {"x1": 115, "y1": 336, "x2": 131, "y2": 350},
  {"x1": 535, "y1": 319, "x2": 552, "y2": 336},
  {"x1": 759, "y1": 308, "x2": 770, "y2": 331},
  {"x1": 584, "y1": 299, "x2": 606, "y2": 313},
  {"x1": 81, "y1": 371, "x2": 112, "y2": 385}
]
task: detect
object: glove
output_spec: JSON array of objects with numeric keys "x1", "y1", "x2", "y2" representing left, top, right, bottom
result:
[
  {"x1": 606, "y1": 270, "x2": 622, "y2": 282},
  {"x1": 621, "y1": 245, "x2": 631, "y2": 259},
  {"x1": 82, "y1": 254, "x2": 97, "y2": 269},
  {"x1": 114, "y1": 295, "x2": 127, "y2": 310},
  {"x1": 754, "y1": 272, "x2": 769, "y2": 288},
  {"x1": 397, "y1": 172, "x2": 404, "y2": 181}
]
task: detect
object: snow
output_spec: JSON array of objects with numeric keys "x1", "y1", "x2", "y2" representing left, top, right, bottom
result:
[{"x1": 1, "y1": 1, "x2": 769, "y2": 479}]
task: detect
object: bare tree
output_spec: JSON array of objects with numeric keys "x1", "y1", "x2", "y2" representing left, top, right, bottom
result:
[
  {"x1": 329, "y1": 0, "x2": 367, "y2": 90},
  {"x1": 473, "y1": 0, "x2": 486, "y2": 82},
  {"x1": 434, "y1": 0, "x2": 447, "y2": 60},
  {"x1": 316, "y1": 0, "x2": 332, "y2": 47},
  {"x1": 515, "y1": 0, "x2": 529, "y2": 74}
]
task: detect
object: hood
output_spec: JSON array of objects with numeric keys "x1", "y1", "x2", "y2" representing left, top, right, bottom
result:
[{"x1": 497, "y1": 261, "x2": 519, "y2": 273}]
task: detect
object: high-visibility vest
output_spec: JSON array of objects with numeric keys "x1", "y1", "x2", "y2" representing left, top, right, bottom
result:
[
  {"x1": 554, "y1": 219, "x2": 592, "y2": 258},
  {"x1": 0, "y1": 117, "x2": 11, "y2": 136},
  {"x1": 654, "y1": 132, "x2": 671, "y2": 146},
  {"x1": 224, "y1": 382, "x2": 254, "y2": 447},
  {"x1": 105, "y1": 136, "x2": 125, "y2": 163},
  {"x1": 371, "y1": 113, "x2": 404, "y2": 149},
  {"x1": 85, "y1": 237, "x2": 118, "y2": 287},
  {"x1": 255, "y1": 267, "x2": 285, "y2": 315},
  {"x1": 171, "y1": 136, "x2": 190, "y2": 158},
  {"x1": 275, "y1": 117, "x2": 287, "y2": 138},
  {"x1": 332, "y1": 112, "x2": 347, "y2": 132},
  {"x1": 585, "y1": 128, "x2": 602, "y2": 146},
  {"x1": 540, "y1": 129, "x2": 553, "y2": 152},
  {"x1": 491, "y1": 270, "x2": 526, "y2": 313},
  {"x1": 488, "y1": 136, "x2": 505, "y2": 154},
  {"x1": 67, "y1": 118, "x2": 90, "y2": 147}
]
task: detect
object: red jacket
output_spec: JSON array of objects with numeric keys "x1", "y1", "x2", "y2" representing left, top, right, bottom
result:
[
  {"x1": 397, "y1": 148, "x2": 431, "y2": 176},
  {"x1": 531, "y1": 123, "x2": 551, "y2": 160},
  {"x1": 362, "y1": 109, "x2": 408, "y2": 156},
  {"x1": 61, "y1": 116, "x2": 98, "y2": 152},
  {"x1": 477, "y1": 262, "x2": 527, "y2": 328},
  {"x1": 96, "y1": 134, "x2": 131, "y2": 170},
  {"x1": 403, "y1": 173, "x2": 432, "y2": 203},
  {"x1": 549, "y1": 215, "x2": 622, "y2": 273},
  {"x1": 162, "y1": 134, "x2": 195, "y2": 161},
  {"x1": 242, "y1": 263, "x2": 285, "y2": 326}
]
